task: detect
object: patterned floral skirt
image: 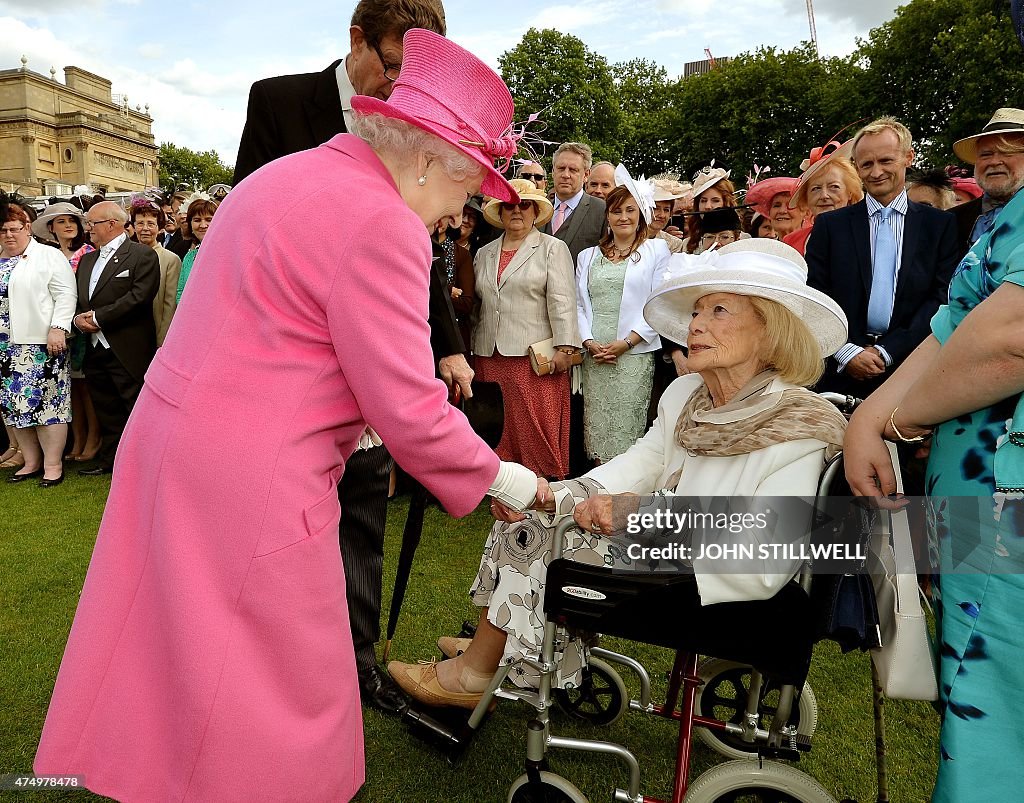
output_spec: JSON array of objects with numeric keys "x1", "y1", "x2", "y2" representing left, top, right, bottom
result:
[
  {"x1": 0, "y1": 343, "x2": 71, "y2": 427},
  {"x1": 0, "y1": 256, "x2": 71, "y2": 427},
  {"x1": 474, "y1": 354, "x2": 571, "y2": 479},
  {"x1": 468, "y1": 478, "x2": 621, "y2": 689}
]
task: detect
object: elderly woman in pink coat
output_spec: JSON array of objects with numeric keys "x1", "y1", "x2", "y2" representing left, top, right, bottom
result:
[{"x1": 34, "y1": 31, "x2": 543, "y2": 803}]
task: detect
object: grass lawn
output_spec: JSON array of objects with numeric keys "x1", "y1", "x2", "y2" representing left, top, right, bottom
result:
[{"x1": 0, "y1": 474, "x2": 938, "y2": 802}]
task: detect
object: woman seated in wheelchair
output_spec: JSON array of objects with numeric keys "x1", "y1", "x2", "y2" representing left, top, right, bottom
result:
[{"x1": 389, "y1": 239, "x2": 849, "y2": 709}]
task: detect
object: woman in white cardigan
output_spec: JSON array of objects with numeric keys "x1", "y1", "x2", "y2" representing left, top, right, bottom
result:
[
  {"x1": 577, "y1": 168, "x2": 670, "y2": 462},
  {"x1": 389, "y1": 239, "x2": 851, "y2": 708},
  {"x1": 0, "y1": 203, "x2": 77, "y2": 486}
]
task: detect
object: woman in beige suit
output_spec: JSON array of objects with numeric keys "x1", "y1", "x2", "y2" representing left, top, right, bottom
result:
[
  {"x1": 473, "y1": 178, "x2": 581, "y2": 478},
  {"x1": 129, "y1": 198, "x2": 181, "y2": 347}
]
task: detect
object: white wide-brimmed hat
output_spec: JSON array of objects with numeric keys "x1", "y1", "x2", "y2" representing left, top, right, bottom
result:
[
  {"x1": 644, "y1": 239, "x2": 848, "y2": 357},
  {"x1": 953, "y1": 108, "x2": 1024, "y2": 164},
  {"x1": 482, "y1": 178, "x2": 554, "y2": 228},
  {"x1": 31, "y1": 202, "x2": 85, "y2": 242}
]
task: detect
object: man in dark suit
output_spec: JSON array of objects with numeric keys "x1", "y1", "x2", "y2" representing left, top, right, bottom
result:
[
  {"x1": 807, "y1": 117, "x2": 959, "y2": 399},
  {"x1": 541, "y1": 142, "x2": 607, "y2": 267},
  {"x1": 233, "y1": 0, "x2": 445, "y2": 184},
  {"x1": 231, "y1": 0, "x2": 455, "y2": 715},
  {"x1": 73, "y1": 202, "x2": 160, "y2": 475},
  {"x1": 539, "y1": 142, "x2": 606, "y2": 476}
]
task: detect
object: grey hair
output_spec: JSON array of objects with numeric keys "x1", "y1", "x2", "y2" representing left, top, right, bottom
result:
[
  {"x1": 554, "y1": 142, "x2": 593, "y2": 169},
  {"x1": 350, "y1": 112, "x2": 484, "y2": 182}
]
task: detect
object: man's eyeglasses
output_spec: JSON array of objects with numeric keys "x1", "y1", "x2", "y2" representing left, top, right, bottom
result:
[
  {"x1": 500, "y1": 201, "x2": 534, "y2": 211},
  {"x1": 371, "y1": 41, "x2": 401, "y2": 82},
  {"x1": 520, "y1": 173, "x2": 545, "y2": 182},
  {"x1": 0, "y1": 224, "x2": 27, "y2": 235},
  {"x1": 84, "y1": 218, "x2": 116, "y2": 228}
]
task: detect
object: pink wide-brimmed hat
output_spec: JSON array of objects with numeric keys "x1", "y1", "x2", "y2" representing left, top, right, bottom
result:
[
  {"x1": 745, "y1": 177, "x2": 799, "y2": 217},
  {"x1": 351, "y1": 29, "x2": 520, "y2": 202}
]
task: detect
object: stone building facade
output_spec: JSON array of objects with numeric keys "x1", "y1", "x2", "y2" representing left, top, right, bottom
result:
[{"x1": 0, "y1": 61, "x2": 158, "y2": 196}]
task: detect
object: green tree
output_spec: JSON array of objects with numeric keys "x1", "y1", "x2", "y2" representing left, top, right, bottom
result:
[
  {"x1": 660, "y1": 45, "x2": 867, "y2": 184},
  {"x1": 614, "y1": 58, "x2": 674, "y2": 176},
  {"x1": 157, "y1": 143, "x2": 234, "y2": 192},
  {"x1": 499, "y1": 28, "x2": 623, "y2": 164},
  {"x1": 856, "y1": 0, "x2": 1024, "y2": 165}
]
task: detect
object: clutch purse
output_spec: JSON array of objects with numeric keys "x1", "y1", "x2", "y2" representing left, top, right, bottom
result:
[{"x1": 528, "y1": 338, "x2": 583, "y2": 376}]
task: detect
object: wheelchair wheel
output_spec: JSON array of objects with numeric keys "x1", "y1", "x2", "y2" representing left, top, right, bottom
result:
[
  {"x1": 683, "y1": 759, "x2": 836, "y2": 802},
  {"x1": 552, "y1": 657, "x2": 628, "y2": 726},
  {"x1": 694, "y1": 659, "x2": 818, "y2": 761},
  {"x1": 508, "y1": 770, "x2": 589, "y2": 803}
]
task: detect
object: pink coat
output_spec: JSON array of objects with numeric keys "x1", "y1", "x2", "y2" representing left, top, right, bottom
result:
[{"x1": 34, "y1": 135, "x2": 500, "y2": 801}]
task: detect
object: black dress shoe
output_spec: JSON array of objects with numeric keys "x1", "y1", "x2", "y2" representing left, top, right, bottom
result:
[
  {"x1": 78, "y1": 466, "x2": 113, "y2": 476},
  {"x1": 6, "y1": 468, "x2": 43, "y2": 483},
  {"x1": 358, "y1": 664, "x2": 410, "y2": 715},
  {"x1": 39, "y1": 473, "x2": 64, "y2": 488}
]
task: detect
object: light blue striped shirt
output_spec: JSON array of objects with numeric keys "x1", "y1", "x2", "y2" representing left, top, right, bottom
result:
[{"x1": 835, "y1": 189, "x2": 909, "y2": 371}]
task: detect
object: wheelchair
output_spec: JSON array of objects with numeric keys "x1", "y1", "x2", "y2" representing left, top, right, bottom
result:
[{"x1": 404, "y1": 444, "x2": 851, "y2": 802}]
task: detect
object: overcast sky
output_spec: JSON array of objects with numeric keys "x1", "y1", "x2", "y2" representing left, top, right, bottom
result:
[{"x1": 1, "y1": 0, "x2": 901, "y2": 171}]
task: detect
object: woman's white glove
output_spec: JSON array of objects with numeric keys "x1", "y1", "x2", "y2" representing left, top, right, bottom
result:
[{"x1": 488, "y1": 461, "x2": 541, "y2": 512}]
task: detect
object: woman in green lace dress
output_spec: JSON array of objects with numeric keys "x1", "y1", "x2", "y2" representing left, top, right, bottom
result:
[{"x1": 577, "y1": 170, "x2": 670, "y2": 462}]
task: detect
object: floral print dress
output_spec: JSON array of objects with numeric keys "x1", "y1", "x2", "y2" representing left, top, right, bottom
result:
[
  {"x1": 0, "y1": 256, "x2": 71, "y2": 427},
  {"x1": 926, "y1": 187, "x2": 1024, "y2": 802}
]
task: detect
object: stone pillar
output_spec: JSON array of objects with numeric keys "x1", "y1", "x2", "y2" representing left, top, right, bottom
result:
[
  {"x1": 22, "y1": 135, "x2": 37, "y2": 188},
  {"x1": 76, "y1": 140, "x2": 90, "y2": 188}
]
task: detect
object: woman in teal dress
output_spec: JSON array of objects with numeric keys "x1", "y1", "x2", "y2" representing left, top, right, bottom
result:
[
  {"x1": 844, "y1": 174, "x2": 1024, "y2": 800},
  {"x1": 577, "y1": 170, "x2": 670, "y2": 462},
  {"x1": 175, "y1": 196, "x2": 218, "y2": 304}
]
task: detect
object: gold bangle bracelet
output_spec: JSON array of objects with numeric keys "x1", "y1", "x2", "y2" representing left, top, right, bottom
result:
[{"x1": 889, "y1": 406, "x2": 927, "y2": 443}]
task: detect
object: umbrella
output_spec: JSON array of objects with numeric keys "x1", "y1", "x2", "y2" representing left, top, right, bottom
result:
[{"x1": 383, "y1": 381, "x2": 504, "y2": 661}]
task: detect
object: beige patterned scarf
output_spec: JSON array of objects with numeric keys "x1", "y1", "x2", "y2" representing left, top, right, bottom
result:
[{"x1": 670, "y1": 370, "x2": 846, "y2": 472}]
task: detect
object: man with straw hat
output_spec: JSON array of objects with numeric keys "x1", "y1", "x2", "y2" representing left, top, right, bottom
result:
[{"x1": 951, "y1": 107, "x2": 1024, "y2": 254}]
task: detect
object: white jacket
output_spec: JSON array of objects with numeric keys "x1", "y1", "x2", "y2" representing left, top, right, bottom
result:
[
  {"x1": 586, "y1": 374, "x2": 831, "y2": 605},
  {"x1": 576, "y1": 239, "x2": 669, "y2": 353},
  {"x1": 7, "y1": 238, "x2": 78, "y2": 344}
]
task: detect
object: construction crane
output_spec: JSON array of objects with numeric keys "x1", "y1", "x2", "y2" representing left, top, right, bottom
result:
[
  {"x1": 806, "y1": 0, "x2": 819, "y2": 56},
  {"x1": 704, "y1": 48, "x2": 718, "y2": 69}
]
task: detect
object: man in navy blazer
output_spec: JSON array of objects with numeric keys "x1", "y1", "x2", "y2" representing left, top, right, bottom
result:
[{"x1": 807, "y1": 117, "x2": 958, "y2": 398}]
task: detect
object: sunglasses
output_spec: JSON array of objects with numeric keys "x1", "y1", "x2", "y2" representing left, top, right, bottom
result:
[
  {"x1": 520, "y1": 173, "x2": 545, "y2": 181},
  {"x1": 500, "y1": 201, "x2": 534, "y2": 211}
]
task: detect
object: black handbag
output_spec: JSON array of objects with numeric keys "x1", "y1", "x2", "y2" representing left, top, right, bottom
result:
[{"x1": 810, "y1": 503, "x2": 881, "y2": 652}]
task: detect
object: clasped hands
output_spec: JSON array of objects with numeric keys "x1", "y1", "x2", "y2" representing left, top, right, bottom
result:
[
  {"x1": 490, "y1": 478, "x2": 640, "y2": 536},
  {"x1": 74, "y1": 311, "x2": 100, "y2": 334},
  {"x1": 845, "y1": 347, "x2": 886, "y2": 381},
  {"x1": 584, "y1": 338, "x2": 630, "y2": 365}
]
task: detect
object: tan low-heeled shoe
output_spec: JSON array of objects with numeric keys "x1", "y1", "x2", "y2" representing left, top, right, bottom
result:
[
  {"x1": 437, "y1": 636, "x2": 472, "y2": 659},
  {"x1": 0, "y1": 448, "x2": 24, "y2": 469},
  {"x1": 387, "y1": 661, "x2": 491, "y2": 711}
]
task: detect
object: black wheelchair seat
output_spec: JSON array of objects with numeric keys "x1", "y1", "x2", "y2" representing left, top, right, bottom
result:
[{"x1": 545, "y1": 559, "x2": 815, "y2": 687}]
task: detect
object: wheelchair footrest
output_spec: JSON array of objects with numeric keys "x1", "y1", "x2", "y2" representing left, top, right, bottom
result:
[{"x1": 759, "y1": 733, "x2": 813, "y2": 762}]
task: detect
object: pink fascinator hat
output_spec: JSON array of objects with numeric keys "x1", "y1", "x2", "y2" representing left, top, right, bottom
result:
[{"x1": 351, "y1": 29, "x2": 521, "y2": 202}]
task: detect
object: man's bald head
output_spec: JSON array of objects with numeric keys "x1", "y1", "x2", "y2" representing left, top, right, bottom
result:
[{"x1": 587, "y1": 161, "x2": 615, "y2": 200}]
